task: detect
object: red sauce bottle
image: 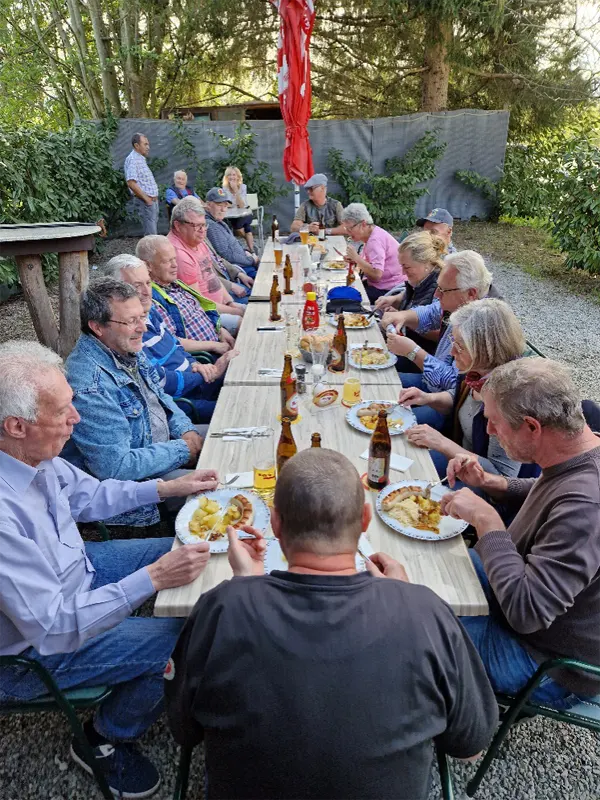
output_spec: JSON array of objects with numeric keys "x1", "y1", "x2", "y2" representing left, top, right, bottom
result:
[{"x1": 301, "y1": 291, "x2": 320, "y2": 331}]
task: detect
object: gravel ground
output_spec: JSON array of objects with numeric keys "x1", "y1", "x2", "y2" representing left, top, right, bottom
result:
[{"x1": 1, "y1": 241, "x2": 599, "y2": 799}]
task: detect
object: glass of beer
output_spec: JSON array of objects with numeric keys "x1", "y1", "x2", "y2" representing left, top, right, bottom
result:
[
  {"x1": 274, "y1": 246, "x2": 283, "y2": 269},
  {"x1": 342, "y1": 377, "x2": 362, "y2": 407},
  {"x1": 299, "y1": 226, "x2": 310, "y2": 246},
  {"x1": 252, "y1": 427, "x2": 276, "y2": 503}
]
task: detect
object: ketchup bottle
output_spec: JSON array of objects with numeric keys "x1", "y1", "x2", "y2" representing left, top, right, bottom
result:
[{"x1": 302, "y1": 291, "x2": 320, "y2": 331}]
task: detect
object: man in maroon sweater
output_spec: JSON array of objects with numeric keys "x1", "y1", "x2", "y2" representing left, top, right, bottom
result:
[{"x1": 435, "y1": 358, "x2": 600, "y2": 707}]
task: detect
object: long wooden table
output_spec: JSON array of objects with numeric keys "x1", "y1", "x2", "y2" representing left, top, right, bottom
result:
[
  {"x1": 250, "y1": 235, "x2": 367, "y2": 303},
  {"x1": 225, "y1": 302, "x2": 401, "y2": 387},
  {"x1": 154, "y1": 385, "x2": 488, "y2": 618}
]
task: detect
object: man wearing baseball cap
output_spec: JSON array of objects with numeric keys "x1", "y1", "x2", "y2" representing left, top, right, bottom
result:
[
  {"x1": 290, "y1": 174, "x2": 347, "y2": 236},
  {"x1": 204, "y1": 187, "x2": 259, "y2": 278},
  {"x1": 416, "y1": 208, "x2": 456, "y2": 253}
]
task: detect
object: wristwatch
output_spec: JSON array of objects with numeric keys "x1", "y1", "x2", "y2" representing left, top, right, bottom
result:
[
  {"x1": 406, "y1": 345, "x2": 421, "y2": 362},
  {"x1": 326, "y1": 228, "x2": 332, "y2": 236}
]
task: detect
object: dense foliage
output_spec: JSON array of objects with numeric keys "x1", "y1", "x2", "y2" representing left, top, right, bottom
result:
[
  {"x1": 327, "y1": 132, "x2": 447, "y2": 231},
  {"x1": 0, "y1": 0, "x2": 596, "y2": 135}
]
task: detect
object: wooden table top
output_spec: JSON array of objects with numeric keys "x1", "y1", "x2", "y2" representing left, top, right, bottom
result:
[
  {"x1": 154, "y1": 384, "x2": 488, "y2": 618},
  {"x1": 251, "y1": 236, "x2": 363, "y2": 303},
  {"x1": 224, "y1": 302, "x2": 401, "y2": 388},
  {"x1": 0, "y1": 223, "x2": 101, "y2": 242}
]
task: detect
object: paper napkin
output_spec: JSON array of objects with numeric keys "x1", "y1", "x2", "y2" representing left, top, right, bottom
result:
[{"x1": 359, "y1": 449, "x2": 413, "y2": 472}]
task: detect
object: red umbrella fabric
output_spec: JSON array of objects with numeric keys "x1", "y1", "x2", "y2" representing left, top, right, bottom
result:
[{"x1": 270, "y1": 0, "x2": 316, "y2": 185}]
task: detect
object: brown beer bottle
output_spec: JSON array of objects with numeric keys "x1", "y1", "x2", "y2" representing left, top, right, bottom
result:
[
  {"x1": 367, "y1": 410, "x2": 391, "y2": 489},
  {"x1": 318, "y1": 219, "x2": 326, "y2": 241},
  {"x1": 346, "y1": 263, "x2": 355, "y2": 286},
  {"x1": 271, "y1": 215, "x2": 279, "y2": 242},
  {"x1": 330, "y1": 313, "x2": 347, "y2": 372},
  {"x1": 280, "y1": 354, "x2": 299, "y2": 421},
  {"x1": 269, "y1": 275, "x2": 281, "y2": 321},
  {"x1": 283, "y1": 254, "x2": 293, "y2": 294},
  {"x1": 310, "y1": 432, "x2": 322, "y2": 448},
  {"x1": 277, "y1": 417, "x2": 298, "y2": 473}
]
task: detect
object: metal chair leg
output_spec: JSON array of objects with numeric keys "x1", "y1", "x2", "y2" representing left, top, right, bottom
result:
[
  {"x1": 435, "y1": 741, "x2": 455, "y2": 800},
  {"x1": 173, "y1": 745, "x2": 193, "y2": 800}
]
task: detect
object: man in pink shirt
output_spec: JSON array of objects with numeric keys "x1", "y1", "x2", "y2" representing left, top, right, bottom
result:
[
  {"x1": 341, "y1": 203, "x2": 406, "y2": 303},
  {"x1": 167, "y1": 197, "x2": 245, "y2": 333}
]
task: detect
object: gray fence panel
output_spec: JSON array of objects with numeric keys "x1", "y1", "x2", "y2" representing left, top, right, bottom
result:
[{"x1": 112, "y1": 110, "x2": 508, "y2": 235}]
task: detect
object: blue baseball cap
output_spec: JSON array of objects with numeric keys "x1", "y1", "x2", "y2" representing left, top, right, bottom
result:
[
  {"x1": 417, "y1": 208, "x2": 453, "y2": 227},
  {"x1": 206, "y1": 187, "x2": 233, "y2": 204}
]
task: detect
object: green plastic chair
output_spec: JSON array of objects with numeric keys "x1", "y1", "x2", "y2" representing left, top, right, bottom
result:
[
  {"x1": 467, "y1": 657, "x2": 600, "y2": 796},
  {"x1": 173, "y1": 740, "x2": 455, "y2": 800},
  {"x1": 0, "y1": 654, "x2": 113, "y2": 799}
]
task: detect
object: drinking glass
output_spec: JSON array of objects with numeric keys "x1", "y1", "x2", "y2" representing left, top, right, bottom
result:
[
  {"x1": 274, "y1": 246, "x2": 283, "y2": 269},
  {"x1": 299, "y1": 226, "x2": 310, "y2": 246},
  {"x1": 252, "y1": 427, "x2": 276, "y2": 503},
  {"x1": 342, "y1": 377, "x2": 362, "y2": 407}
]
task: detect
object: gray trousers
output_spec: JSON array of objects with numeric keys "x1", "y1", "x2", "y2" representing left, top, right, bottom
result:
[{"x1": 134, "y1": 197, "x2": 159, "y2": 236}]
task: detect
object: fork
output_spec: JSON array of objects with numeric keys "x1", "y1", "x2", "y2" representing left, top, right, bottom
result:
[
  {"x1": 218, "y1": 474, "x2": 240, "y2": 488},
  {"x1": 424, "y1": 475, "x2": 449, "y2": 498}
]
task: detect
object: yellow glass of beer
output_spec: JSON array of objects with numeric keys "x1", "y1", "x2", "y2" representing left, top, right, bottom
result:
[
  {"x1": 252, "y1": 427, "x2": 276, "y2": 503},
  {"x1": 299, "y1": 227, "x2": 310, "y2": 246},
  {"x1": 274, "y1": 246, "x2": 283, "y2": 268},
  {"x1": 341, "y1": 377, "x2": 362, "y2": 407}
]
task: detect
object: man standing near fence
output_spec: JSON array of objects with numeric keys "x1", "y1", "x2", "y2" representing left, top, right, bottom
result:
[{"x1": 124, "y1": 133, "x2": 159, "y2": 236}]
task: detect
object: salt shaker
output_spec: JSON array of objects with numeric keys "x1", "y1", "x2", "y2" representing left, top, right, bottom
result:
[{"x1": 295, "y1": 363, "x2": 307, "y2": 394}]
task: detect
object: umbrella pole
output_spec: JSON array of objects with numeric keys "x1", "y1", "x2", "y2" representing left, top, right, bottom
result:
[{"x1": 294, "y1": 182, "x2": 300, "y2": 212}]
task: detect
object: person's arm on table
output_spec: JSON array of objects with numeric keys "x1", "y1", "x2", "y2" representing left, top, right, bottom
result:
[
  {"x1": 346, "y1": 245, "x2": 383, "y2": 283},
  {"x1": 381, "y1": 307, "x2": 420, "y2": 332},
  {"x1": 178, "y1": 336, "x2": 231, "y2": 355},
  {"x1": 446, "y1": 454, "x2": 527, "y2": 498},
  {"x1": 406, "y1": 424, "x2": 469, "y2": 460},
  {"x1": 398, "y1": 387, "x2": 454, "y2": 415}
]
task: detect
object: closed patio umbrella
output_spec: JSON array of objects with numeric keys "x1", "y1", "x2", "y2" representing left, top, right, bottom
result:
[{"x1": 270, "y1": 0, "x2": 316, "y2": 208}]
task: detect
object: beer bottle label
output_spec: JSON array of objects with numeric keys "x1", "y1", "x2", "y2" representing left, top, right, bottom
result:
[
  {"x1": 285, "y1": 393, "x2": 299, "y2": 415},
  {"x1": 368, "y1": 457, "x2": 388, "y2": 485}
]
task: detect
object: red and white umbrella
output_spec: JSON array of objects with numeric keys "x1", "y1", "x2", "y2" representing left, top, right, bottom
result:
[{"x1": 270, "y1": 0, "x2": 316, "y2": 192}]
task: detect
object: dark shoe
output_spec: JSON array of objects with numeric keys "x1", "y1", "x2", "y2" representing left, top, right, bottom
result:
[{"x1": 70, "y1": 737, "x2": 161, "y2": 798}]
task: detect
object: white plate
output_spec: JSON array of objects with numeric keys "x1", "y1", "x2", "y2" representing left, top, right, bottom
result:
[
  {"x1": 347, "y1": 344, "x2": 397, "y2": 370},
  {"x1": 321, "y1": 261, "x2": 347, "y2": 271},
  {"x1": 264, "y1": 534, "x2": 374, "y2": 574},
  {"x1": 346, "y1": 401, "x2": 416, "y2": 435},
  {"x1": 375, "y1": 480, "x2": 468, "y2": 541},
  {"x1": 326, "y1": 313, "x2": 375, "y2": 330},
  {"x1": 175, "y1": 488, "x2": 270, "y2": 552}
]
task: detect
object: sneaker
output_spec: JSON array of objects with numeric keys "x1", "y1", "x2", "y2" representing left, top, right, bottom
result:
[{"x1": 70, "y1": 737, "x2": 161, "y2": 799}]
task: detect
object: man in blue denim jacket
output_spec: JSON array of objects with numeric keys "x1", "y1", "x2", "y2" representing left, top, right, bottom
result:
[{"x1": 63, "y1": 279, "x2": 204, "y2": 527}]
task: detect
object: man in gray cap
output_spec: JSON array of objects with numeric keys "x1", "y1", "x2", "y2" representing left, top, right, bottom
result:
[
  {"x1": 290, "y1": 174, "x2": 347, "y2": 235},
  {"x1": 416, "y1": 208, "x2": 456, "y2": 253},
  {"x1": 204, "y1": 187, "x2": 259, "y2": 277}
]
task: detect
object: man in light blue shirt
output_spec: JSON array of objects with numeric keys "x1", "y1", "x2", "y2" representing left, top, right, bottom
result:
[
  {"x1": 0, "y1": 340, "x2": 218, "y2": 798},
  {"x1": 382, "y1": 251, "x2": 494, "y2": 429},
  {"x1": 124, "y1": 133, "x2": 159, "y2": 236}
]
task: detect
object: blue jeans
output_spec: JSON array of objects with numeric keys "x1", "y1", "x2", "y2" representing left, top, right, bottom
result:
[
  {"x1": 0, "y1": 538, "x2": 183, "y2": 741},
  {"x1": 398, "y1": 373, "x2": 447, "y2": 430},
  {"x1": 238, "y1": 265, "x2": 257, "y2": 279},
  {"x1": 460, "y1": 552, "x2": 578, "y2": 709}
]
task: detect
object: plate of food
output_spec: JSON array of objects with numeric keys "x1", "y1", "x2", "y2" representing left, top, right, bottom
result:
[
  {"x1": 327, "y1": 312, "x2": 375, "y2": 329},
  {"x1": 175, "y1": 488, "x2": 270, "y2": 552},
  {"x1": 347, "y1": 344, "x2": 397, "y2": 370},
  {"x1": 322, "y1": 260, "x2": 347, "y2": 271},
  {"x1": 346, "y1": 401, "x2": 416, "y2": 435},
  {"x1": 375, "y1": 480, "x2": 468, "y2": 541}
]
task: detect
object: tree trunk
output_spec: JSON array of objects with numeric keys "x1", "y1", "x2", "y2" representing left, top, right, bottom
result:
[
  {"x1": 120, "y1": 0, "x2": 145, "y2": 116},
  {"x1": 421, "y1": 16, "x2": 452, "y2": 112},
  {"x1": 141, "y1": 0, "x2": 170, "y2": 116},
  {"x1": 85, "y1": 0, "x2": 123, "y2": 115},
  {"x1": 64, "y1": 0, "x2": 105, "y2": 116}
]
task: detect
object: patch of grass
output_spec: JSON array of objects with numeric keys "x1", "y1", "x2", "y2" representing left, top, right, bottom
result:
[{"x1": 453, "y1": 221, "x2": 600, "y2": 304}]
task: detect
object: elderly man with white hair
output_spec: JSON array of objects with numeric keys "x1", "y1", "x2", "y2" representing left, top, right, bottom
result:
[
  {"x1": 165, "y1": 169, "x2": 200, "y2": 217},
  {"x1": 382, "y1": 250, "x2": 495, "y2": 429},
  {"x1": 340, "y1": 203, "x2": 406, "y2": 303},
  {"x1": 0, "y1": 340, "x2": 219, "y2": 798}
]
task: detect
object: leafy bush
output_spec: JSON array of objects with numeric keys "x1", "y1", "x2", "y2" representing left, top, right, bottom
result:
[
  {"x1": 327, "y1": 132, "x2": 447, "y2": 231},
  {"x1": 211, "y1": 122, "x2": 288, "y2": 208},
  {"x1": 551, "y1": 144, "x2": 600, "y2": 273},
  {"x1": 0, "y1": 116, "x2": 128, "y2": 287}
]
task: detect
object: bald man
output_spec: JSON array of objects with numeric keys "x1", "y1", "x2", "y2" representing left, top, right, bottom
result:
[{"x1": 165, "y1": 449, "x2": 497, "y2": 800}]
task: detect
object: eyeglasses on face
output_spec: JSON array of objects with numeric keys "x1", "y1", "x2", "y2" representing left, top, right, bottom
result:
[
  {"x1": 108, "y1": 314, "x2": 148, "y2": 328},
  {"x1": 450, "y1": 336, "x2": 466, "y2": 354},
  {"x1": 181, "y1": 220, "x2": 207, "y2": 231},
  {"x1": 435, "y1": 285, "x2": 462, "y2": 295}
]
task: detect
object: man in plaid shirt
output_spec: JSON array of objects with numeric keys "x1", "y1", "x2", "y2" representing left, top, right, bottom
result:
[{"x1": 124, "y1": 133, "x2": 159, "y2": 236}]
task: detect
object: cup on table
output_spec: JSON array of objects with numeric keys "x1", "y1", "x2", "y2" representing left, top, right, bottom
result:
[
  {"x1": 341, "y1": 377, "x2": 362, "y2": 407},
  {"x1": 252, "y1": 427, "x2": 276, "y2": 501},
  {"x1": 274, "y1": 246, "x2": 283, "y2": 268},
  {"x1": 299, "y1": 226, "x2": 310, "y2": 246}
]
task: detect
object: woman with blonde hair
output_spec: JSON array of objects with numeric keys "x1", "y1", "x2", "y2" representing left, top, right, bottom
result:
[
  {"x1": 403, "y1": 298, "x2": 531, "y2": 479},
  {"x1": 222, "y1": 166, "x2": 254, "y2": 252}
]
